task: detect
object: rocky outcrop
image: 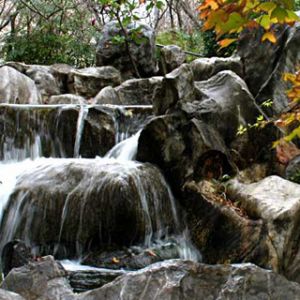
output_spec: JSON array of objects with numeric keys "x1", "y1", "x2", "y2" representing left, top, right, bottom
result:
[
  {"x1": 238, "y1": 23, "x2": 300, "y2": 115},
  {"x1": 71, "y1": 66, "x2": 121, "y2": 99},
  {"x1": 0, "y1": 159, "x2": 177, "y2": 258},
  {"x1": 79, "y1": 260, "x2": 300, "y2": 299},
  {"x1": 1, "y1": 256, "x2": 74, "y2": 300},
  {"x1": 3, "y1": 257, "x2": 300, "y2": 299},
  {"x1": 138, "y1": 71, "x2": 276, "y2": 189},
  {"x1": 153, "y1": 64, "x2": 195, "y2": 115},
  {"x1": 228, "y1": 175, "x2": 300, "y2": 282},
  {"x1": 0, "y1": 66, "x2": 41, "y2": 104},
  {"x1": 94, "y1": 77, "x2": 163, "y2": 105},
  {"x1": 191, "y1": 56, "x2": 243, "y2": 81},
  {"x1": 96, "y1": 21, "x2": 157, "y2": 77},
  {"x1": 160, "y1": 45, "x2": 186, "y2": 73}
]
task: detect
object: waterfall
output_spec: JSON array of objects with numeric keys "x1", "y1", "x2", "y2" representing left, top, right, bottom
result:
[
  {"x1": 0, "y1": 103, "x2": 200, "y2": 272},
  {"x1": 73, "y1": 105, "x2": 89, "y2": 158}
]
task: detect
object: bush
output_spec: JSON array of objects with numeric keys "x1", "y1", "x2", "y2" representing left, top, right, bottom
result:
[{"x1": 2, "y1": 30, "x2": 95, "y2": 67}]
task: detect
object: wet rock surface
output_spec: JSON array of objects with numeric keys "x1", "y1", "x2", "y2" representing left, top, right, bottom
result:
[
  {"x1": 0, "y1": 104, "x2": 115, "y2": 160},
  {"x1": 0, "y1": 159, "x2": 176, "y2": 258}
]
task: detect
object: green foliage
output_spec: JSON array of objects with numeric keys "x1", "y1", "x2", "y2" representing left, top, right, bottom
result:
[
  {"x1": 156, "y1": 29, "x2": 235, "y2": 61},
  {"x1": 2, "y1": 31, "x2": 95, "y2": 67}
]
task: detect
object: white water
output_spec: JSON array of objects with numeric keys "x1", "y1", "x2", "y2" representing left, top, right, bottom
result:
[
  {"x1": 73, "y1": 105, "x2": 89, "y2": 158},
  {"x1": 105, "y1": 130, "x2": 141, "y2": 161},
  {"x1": 0, "y1": 104, "x2": 200, "y2": 272}
]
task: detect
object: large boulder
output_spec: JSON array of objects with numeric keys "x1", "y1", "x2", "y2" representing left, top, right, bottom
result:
[
  {"x1": 137, "y1": 71, "x2": 277, "y2": 189},
  {"x1": 1, "y1": 256, "x2": 74, "y2": 300},
  {"x1": 94, "y1": 77, "x2": 163, "y2": 105},
  {"x1": 71, "y1": 66, "x2": 121, "y2": 99},
  {"x1": 191, "y1": 56, "x2": 243, "y2": 81},
  {"x1": 228, "y1": 175, "x2": 300, "y2": 282},
  {"x1": 0, "y1": 159, "x2": 177, "y2": 258},
  {"x1": 96, "y1": 21, "x2": 157, "y2": 77},
  {"x1": 181, "y1": 180, "x2": 271, "y2": 268},
  {"x1": 79, "y1": 260, "x2": 300, "y2": 299},
  {"x1": 0, "y1": 66, "x2": 41, "y2": 104},
  {"x1": 238, "y1": 23, "x2": 300, "y2": 114}
]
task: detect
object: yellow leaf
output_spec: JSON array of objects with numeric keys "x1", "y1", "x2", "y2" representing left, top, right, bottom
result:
[
  {"x1": 261, "y1": 32, "x2": 276, "y2": 43},
  {"x1": 218, "y1": 38, "x2": 237, "y2": 49},
  {"x1": 112, "y1": 257, "x2": 120, "y2": 264}
]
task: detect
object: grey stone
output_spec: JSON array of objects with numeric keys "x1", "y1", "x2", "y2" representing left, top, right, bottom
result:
[
  {"x1": 153, "y1": 64, "x2": 195, "y2": 115},
  {"x1": 25, "y1": 66, "x2": 60, "y2": 102},
  {"x1": 160, "y1": 45, "x2": 186, "y2": 73},
  {"x1": 48, "y1": 94, "x2": 86, "y2": 105},
  {"x1": 96, "y1": 21, "x2": 157, "y2": 77},
  {"x1": 191, "y1": 56, "x2": 243, "y2": 81},
  {"x1": 71, "y1": 66, "x2": 121, "y2": 98},
  {"x1": 228, "y1": 175, "x2": 300, "y2": 282},
  {"x1": 0, "y1": 289, "x2": 25, "y2": 300},
  {"x1": 0, "y1": 66, "x2": 41, "y2": 104},
  {"x1": 78, "y1": 260, "x2": 300, "y2": 300},
  {"x1": 1, "y1": 256, "x2": 74, "y2": 300}
]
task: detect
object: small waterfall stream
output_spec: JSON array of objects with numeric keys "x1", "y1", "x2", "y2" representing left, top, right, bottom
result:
[{"x1": 0, "y1": 103, "x2": 200, "y2": 273}]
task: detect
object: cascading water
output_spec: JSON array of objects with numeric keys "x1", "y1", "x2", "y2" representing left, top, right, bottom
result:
[{"x1": 0, "y1": 103, "x2": 200, "y2": 274}]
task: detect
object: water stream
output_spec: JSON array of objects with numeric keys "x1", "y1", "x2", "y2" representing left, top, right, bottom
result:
[{"x1": 0, "y1": 103, "x2": 200, "y2": 272}]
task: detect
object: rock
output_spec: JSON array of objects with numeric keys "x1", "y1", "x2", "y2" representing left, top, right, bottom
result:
[
  {"x1": 68, "y1": 269, "x2": 125, "y2": 293},
  {"x1": 137, "y1": 114, "x2": 234, "y2": 190},
  {"x1": 48, "y1": 94, "x2": 86, "y2": 105},
  {"x1": 227, "y1": 175, "x2": 300, "y2": 282},
  {"x1": 160, "y1": 45, "x2": 186, "y2": 73},
  {"x1": 25, "y1": 66, "x2": 60, "y2": 102},
  {"x1": 1, "y1": 256, "x2": 74, "y2": 300},
  {"x1": 82, "y1": 242, "x2": 180, "y2": 270},
  {"x1": 138, "y1": 71, "x2": 276, "y2": 189},
  {"x1": 191, "y1": 56, "x2": 243, "y2": 81},
  {"x1": 95, "y1": 77, "x2": 163, "y2": 105},
  {"x1": 0, "y1": 289, "x2": 25, "y2": 300},
  {"x1": 94, "y1": 86, "x2": 121, "y2": 105},
  {"x1": 0, "y1": 160, "x2": 177, "y2": 258},
  {"x1": 181, "y1": 180, "x2": 270, "y2": 268},
  {"x1": 153, "y1": 64, "x2": 195, "y2": 115},
  {"x1": 0, "y1": 66, "x2": 41, "y2": 104},
  {"x1": 78, "y1": 260, "x2": 300, "y2": 299},
  {"x1": 0, "y1": 104, "x2": 115, "y2": 160},
  {"x1": 1, "y1": 240, "x2": 33, "y2": 276},
  {"x1": 238, "y1": 23, "x2": 300, "y2": 114},
  {"x1": 193, "y1": 70, "x2": 278, "y2": 168},
  {"x1": 71, "y1": 67, "x2": 121, "y2": 99},
  {"x1": 50, "y1": 64, "x2": 76, "y2": 94},
  {"x1": 285, "y1": 155, "x2": 300, "y2": 183},
  {"x1": 96, "y1": 21, "x2": 157, "y2": 77}
]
